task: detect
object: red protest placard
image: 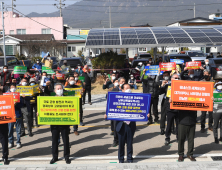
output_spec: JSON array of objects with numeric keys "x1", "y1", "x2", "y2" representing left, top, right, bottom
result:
[
  {"x1": 159, "y1": 62, "x2": 176, "y2": 71},
  {"x1": 185, "y1": 61, "x2": 201, "y2": 70},
  {"x1": 3, "y1": 92, "x2": 20, "y2": 103},
  {"x1": 56, "y1": 73, "x2": 65, "y2": 80},
  {"x1": 170, "y1": 80, "x2": 214, "y2": 111},
  {"x1": 0, "y1": 95, "x2": 16, "y2": 124}
]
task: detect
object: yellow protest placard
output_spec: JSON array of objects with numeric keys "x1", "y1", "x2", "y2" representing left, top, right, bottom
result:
[
  {"x1": 166, "y1": 86, "x2": 171, "y2": 98},
  {"x1": 16, "y1": 86, "x2": 34, "y2": 96},
  {"x1": 64, "y1": 88, "x2": 82, "y2": 98},
  {"x1": 37, "y1": 96, "x2": 80, "y2": 125},
  {"x1": 32, "y1": 84, "x2": 40, "y2": 94}
]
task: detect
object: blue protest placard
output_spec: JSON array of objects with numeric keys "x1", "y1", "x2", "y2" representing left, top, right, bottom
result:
[
  {"x1": 145, "y1": 65, "x2": 163, "y2": 75},
  {"x1": 43, "y1": 77, "x2": 50, "y2": 87},
  {"x1": 170, "y1": 59, "x2": 184, "y2": 64},
  {"x1": 106, "y1": 92, "x2": 151, "y2": 121}
]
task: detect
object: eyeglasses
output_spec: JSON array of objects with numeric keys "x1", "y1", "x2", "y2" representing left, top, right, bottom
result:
[{"x1": 174, "y1": 77, "x2": 179, "y2": 79}]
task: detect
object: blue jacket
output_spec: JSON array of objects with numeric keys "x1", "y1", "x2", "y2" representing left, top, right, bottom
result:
[
  {"x1": 32, "y1": 63, "x2": 42, "y2": 73},
  {"x1": 15, "y1": 97, "x2": 24, "y2": 118},
  {"x1": 75, "y1": 69, "x2": 83, "y2": 75}
]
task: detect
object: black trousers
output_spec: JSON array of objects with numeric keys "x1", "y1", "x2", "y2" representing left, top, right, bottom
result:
[
  {"x1": 0, "y1": 124, "x2": 8, "y2": 159},
  {"x1": 21, "y1": 107, "x2": 32, "y2": 134},
  {"x1": 51, "y1": 125, "x2": 70, "y2": 159},
  {"x1": 149, "y1": 97, "x2": 159, "y2": 122},
  {"x1": 178, "y1": 124, "x2": 196, "y2": 156},
  {"x1": 73, "y1": 98, "x2": 83, "y2": 131},
  {"x1": 83, "y1": 86, "x2": 91, "y2": 103},
  {"x1": 160, "y1": 98, "x2": 166, "y2": 130},
  {"x1": 117, "y1": 123, "x2": 134, "y2": 162},
  {"x1": 213, "y1": 113, "x2": 222, "y2": 138},
  {"x1": 30, "y1": 103, "x2": 38, "y2": 127},
  {"x1": 165, "y1": 111, "x2": 178, "y2": 142},
  {"x1": 201, "y1": 111, "x2": 213, "y2": 129}
]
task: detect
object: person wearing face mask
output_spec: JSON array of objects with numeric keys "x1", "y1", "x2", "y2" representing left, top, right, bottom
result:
[
  {"x1": 2, "y1": 79, "x2": 11, "y2": 93},
  {"x1": 109, "y1": 66, "x2": 120, "y2": 79},
  {"x1": 75, "y1": 64, "x2": 83, "y2": 76},
  {"x1": 156, "y1": 57, "x2": 162, "y2": 65},
  {"x1": 206, "y1": 52, "x2": 214, "y2": 59},
  {"x1": 103, "y1": 73, "x2": 117, "y2": 90},
  {"x1": 141, "y1": 69, "x2": 160, "y2": 124},
  {"x1": 34, "y1": 71, "x2": 41, "y2": 83},
  {"x1": 203, "y1": 59, "x2": 210, "y2": 71},
  {"x1": 45, "y1": 83, "x2": 71, "y2": 164},
  {"x1": 199, "y1": 70, "x2": 213, "y2": 133},
  {"x1": 29, "y1": 78, "x2": 39, "y2": 128},
  {"x1": 216, "y1": 52, "x2": 222, "y2": 58},
  {"x1": 128, "y1": 74, "x2": 137, "y2": 89},
  {"x1": 40, "y1": 72, "x2": 54, "y2": 96},
  {"x1": 156, "y1": 70, "x2": 171, "y2": 135},
  {"x1": 82, "y1": 65, "x2": 92, "y2": 105},
  {"x1": 20, "y1": 78, "x2": 34, "y2": 137},
  {"x1": 65, "y1": 76, "x2": 83, "y2": 135},
  {"x1": 181, "y1": 67, "x2": 203, "y2": 81},
  {"x1": 213, "y1": 82, "x2": 222, "y2": 144},
  {"x1": 0, "y1": 65, "x2": 12, "y2": 87},
  {"x1": 61, "y1": 60, "x2": 71, "y2": 79},
  {"x1": 41, "y1": 53, "x2": 53, "y2": 69},
  {"x1": 7, "y1": 84, "x2": 24, "y2": 150},
  {"x1": 124, "y1": 59, "x2": 131, "y2": 83},
  {"x1": 159, "y1": 73, "x2": 180, "y2": 146},
  {"x1": 32, "y1": 59, "x2": 42, "y2": 73}
]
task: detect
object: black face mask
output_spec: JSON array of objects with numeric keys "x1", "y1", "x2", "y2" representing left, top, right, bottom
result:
[
  {"x1": 6, "y1": 83, "x2": 10, "y2": 86},
  {"x1": 20, "y1": 75, "x2": 23, "y2": 78},
  {"x1": 204, "y1": 75, "x2": 210, "y2": 80}
]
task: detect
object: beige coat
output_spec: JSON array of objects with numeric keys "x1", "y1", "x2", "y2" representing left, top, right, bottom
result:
[{"x1": 41, "y1": 58, "x2": 53, "y2": 69}]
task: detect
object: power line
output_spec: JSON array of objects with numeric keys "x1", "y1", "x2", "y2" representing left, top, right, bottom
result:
[{"x1": 54, "y1": 0, "x2": 65, "y2": 17}]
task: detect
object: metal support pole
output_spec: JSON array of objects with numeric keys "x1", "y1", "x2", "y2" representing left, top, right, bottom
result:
[
  {"x1": 194, "y1": 3, "x2": 195, "y2": 18},
  {"x1": 109, "y1": 6, "x2": 111, "y2": 28},
  {"x1": 1, "y1": 2, "x2": 6, "y2": 65},
  {"x1": 59, "y1": 0, "x2": 62, "y2": 17}
]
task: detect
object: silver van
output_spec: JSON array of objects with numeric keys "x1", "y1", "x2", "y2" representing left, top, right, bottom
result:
[{"x1": 185, "y1": 51, "x2": 206, "y2": 63}]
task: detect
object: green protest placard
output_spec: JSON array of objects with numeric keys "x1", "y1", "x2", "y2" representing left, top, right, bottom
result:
[
  {"x1": 42, "y1": 66, "x2": 55, "y2": 75},
  {"x1": 14, "y1": 66, "x2": 27, "y2": 74},
  {"x1": 37, "y1": 96, "x2": 79, "y2": 125},
  {"x1": 213, "y1": 93, "x2": 222, "y2": 104},
  {"x1": 79, "y1": 76, "x2": 85, "y2": 83},
  {"x1": 50, "y1": 91, "x2": 75, "y2": 96}
]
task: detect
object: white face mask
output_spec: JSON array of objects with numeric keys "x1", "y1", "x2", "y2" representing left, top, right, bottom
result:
[
  {"x1": 131, "y1": 77, "x2": 134, "y2": 79},
  {"x1": 78, "y1": 66, "x2": 81, "y2": 69},
  {"x1": 37, "y1": 61, "x2": 39, "y2": 64},
  {"x1": 164, "y1": 76, "x2": 169, "y2": 81},
  {"x1": 205, "y1": 62, "x2": 209, "y2": 65},
  {"x1": 112, "y1": 76, "x2": 116, "y2": 80},
  {"x1": 189, "y1": 74, "x2": 194, "y2": 79},
  {"x1": 149, "y1": 61, "x2": 152, "y2": 63},
  {"x1": 150, "y1": 75, "x2": 155, "y2": 79},
  {"x1": 22, "y1": 82, "x2": 27, "y2": 86},
  {"x1": 56, "y1": 89, "x2": 63, "y2": 96},
  {"x1": 113, "y1": 70, "x2": 116, "y2": 73},
  {"x1": 75, "y1": 77, "x2": 78, "y2": 81},
  {"x1": 217, "y1": 85, "x2": 222, "y2": 90},
  {"x1": 125, "y1": 89, "x2": 132, "y2": 93},
  {"x1": 47, "y1": 57, "x2": 50, "y2": 60},
  {"x1": 120, "y1": 84, "x2": 123, "y2": 87},
  {"x1": 10, "y1": 88, "x2": 16, "y2": 92},
  {"x1": 3, "y1": 69, "x2": 7, "y2": 72},
  {"x1": 114, "y1": 82, "x2": 119, "y2": 87},
  {"x1": 69, "y1": 81, "x2": 75, "y2": 85},
  {"x1": 42, "y1": 76, "x2": 46, "y2": 79}
]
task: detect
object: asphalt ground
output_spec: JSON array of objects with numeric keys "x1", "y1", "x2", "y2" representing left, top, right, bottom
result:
[{"x1": 1, "y1": 108, "x2": 222, "y2": 166}]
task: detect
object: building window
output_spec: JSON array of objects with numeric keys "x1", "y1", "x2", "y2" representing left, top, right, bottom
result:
[
  {"x1": 138, "y1": 48, "x2": 147, "y2": 52},
  {"x1": 68, "y1": 46, "x2": 76, "y2": 52},
  {"x1": 82, "y1": 47, "x2": 86, "y2": 52},
  {"x1": 42, "y1": 28, "x2": 51, "y2": 34},
  {"x1": 9, "y1": 30, "x2": 14, "y2": 35},
  {"x1": 17, "y1": 29, "x2": 26, "y2": 34},
  {"x1": 5, "y1": 45, "x2": 14, "y2": 55}
]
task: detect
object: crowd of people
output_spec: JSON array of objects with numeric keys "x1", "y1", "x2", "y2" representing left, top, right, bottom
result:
[{"x1": 0, "y1": 54, "x2": 222, "y2": 164}]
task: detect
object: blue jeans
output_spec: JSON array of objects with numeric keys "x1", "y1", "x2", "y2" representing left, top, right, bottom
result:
[
  {"x1": 8, "y1": 118, "x2": 22, "y2": 145},
  {"x1": 130, "y1": 84, "x2": 137, "y2": 89}
]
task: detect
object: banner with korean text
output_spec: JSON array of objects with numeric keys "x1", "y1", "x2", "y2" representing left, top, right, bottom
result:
[
  {"x1": 64, "y1": 88, "x2": 82, "y2": 98},
  {"x1": 185, "y1": 61, "x2": 201, "y2": 70},
  {"x1": 0, "y1": 95, "x2": 16, "y2": 124},
  {"x1": 170, "y1": 80, "x2": 213, "y2": 111},
  {"x1": 42, "y1": 66, "x2": 55, "y2": 74},
  {"x1": 14, "y1": 66, "x2": 27, "y2": 74},
  {"x1": 213, "y1": 93, "x2": 222, "y2": 104},
  {"x1": 159, "y1": 62, "x2": 176, "y2": 71},
  {"x1": 106, "y1": 92, "x2": 151, "y2": 121},
  {"x1": 145, "y1": 65, "x2": 163, "y2": 75},
  {"x1": 16, "y1": 86, "x2": 34, "y2": 96},
  {"x1": 170, "y1": 59, "x2": 184, "y2": 64},
  {"x1": 37, "y1": 96, "x2": 80, "y2": 125},
  {"x1": 3, "y1": 92, "x2": 20, "y2": 103}
]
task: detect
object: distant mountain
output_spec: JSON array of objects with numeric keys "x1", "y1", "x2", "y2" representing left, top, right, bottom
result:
[{"x1": 27, "y1": 0, "x2": 222, "y2": 28}]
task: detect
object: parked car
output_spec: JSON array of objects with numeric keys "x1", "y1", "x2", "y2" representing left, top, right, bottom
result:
[
  {"x1": 184, "y1": 50, "x2": 206, "y2": 63},
  {"x1": 19, "y1": 60, "x2": 32, "y2": 70},
  {"x1": 0, "y1": 56, "x2": 21, "y2": 73},
  {"x1": 138, "y1": 53, "x2": 152, "y2": 59},
  {"x1": 209, "y1": 58, "x2": 222, "y2": 79}
]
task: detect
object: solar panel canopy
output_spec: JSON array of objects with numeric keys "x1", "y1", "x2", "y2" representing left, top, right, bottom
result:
[{"x1": 85, "y1": 26, "x2": 222, "y2": 48}]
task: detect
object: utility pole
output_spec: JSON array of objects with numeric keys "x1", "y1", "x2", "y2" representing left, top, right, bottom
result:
[
  {"x1": 194, "y1": 3, "x2": 195, "y2": 18},
  {"x1": 109, "y1": 6, "x2": 111, "y2": 28},
  {"x1": 12, "y1": 0, "x2": 16, "y2": 13},
  {"x1": 54, "y1": 0, "x2": 65, "y2": 17},
  {"x1": 1, "y1": 2, "x2": 6, "y2": 65}
]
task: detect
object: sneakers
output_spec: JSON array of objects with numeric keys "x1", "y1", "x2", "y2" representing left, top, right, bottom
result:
[
  {"x1": 208, "y1": 127, "x2": 213, "y2": 131},
  {"x1": 16, "y1": 144, "x2": 22, "y2": 149},
  {"x1": 8, "y1": 143, "x2": 14, "y2": 148},
  {"x1": 164, "y1": 141, "x2": 170, "y2": 146},
  {"x1": 110, "y1": 131, "x2": 114, "y2": 135},
  {"x1": 88, "y1": 102, "x2": 92, "y2": 105},
  {"x1": 160, "y1": 130, "x2": 165, "y2": 135},
  {"x1": 80, "y1": 122, "x2": 85, "y2": 126},
  {"x1": 111, "y1": 142, "x2": 118, "y2": 147}
]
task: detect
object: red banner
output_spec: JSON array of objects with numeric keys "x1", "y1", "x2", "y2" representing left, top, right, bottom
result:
[
  {"x1": 159, "y1": 62, "x2": 176, "y2": 71},
  {"x1": 3, "y1": 92, "x2": 20, "y2": 103},
  {"x1": 185, "y1": 61, "x2": 201, "y2": 70},
  {"x1": 56, "y1": 73, "x2": 65, "y2": 80},
  {"x1": 170, "y1": 80, "x2": 214, "y2": 111},
  {"x1": 0, "y1": 95, "x2": 16, "y2": 124}
]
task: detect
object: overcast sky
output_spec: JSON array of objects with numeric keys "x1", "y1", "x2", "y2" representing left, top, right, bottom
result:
[{"x1": 2, "y1": 0, "x2": 78, "y2": 15}]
